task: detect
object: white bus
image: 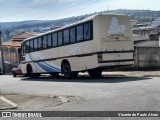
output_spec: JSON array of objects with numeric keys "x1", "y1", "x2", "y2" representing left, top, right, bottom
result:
[{"x1": 21, "y1": 14, "x2": 134, "y2": 78}]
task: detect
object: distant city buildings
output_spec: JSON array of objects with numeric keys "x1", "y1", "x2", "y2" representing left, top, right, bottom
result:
[
  {"x1": 151, "y1": 17, "x2": 160, "y2": 28},
  {"x1": 132, "y1": 17, "x2": 160, "y2": 41}
]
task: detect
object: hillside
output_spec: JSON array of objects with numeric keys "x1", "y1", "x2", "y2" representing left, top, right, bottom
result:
[{"x1": 1, "y1": 9, "x2": 160, "y2": 41}]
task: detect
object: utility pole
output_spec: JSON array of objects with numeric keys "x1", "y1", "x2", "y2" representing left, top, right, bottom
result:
[{"x1": 0, "y1": 30, "x2": 5, "y2": 74}]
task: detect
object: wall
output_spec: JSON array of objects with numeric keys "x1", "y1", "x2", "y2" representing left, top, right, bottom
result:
[
  {"x1": 135, "y1": 47, "x2": 160, "y2": 69},
  {"x1": 133, "y1": 28, "x2": 160, "y2": 40}
]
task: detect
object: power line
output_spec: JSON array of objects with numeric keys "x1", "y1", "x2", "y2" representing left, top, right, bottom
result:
[
  {"x1": 1, "y1": 0, "x2": 103, "y2": 21},
  {"x1": 0, "y1": 0, "x2": 48, "y2": 16},
  {"x1": 36, "y1": 0, "x2": 101, "y2": 20},
  {"x1": 0, "y1": 0, "x2": 103, "y2": 32},
  {"x1": 1, "y1": 0, "x2": 58, "y2": 18},
  {"x1": 0, "y1": 0, "x2": 58, "y2": 30}
]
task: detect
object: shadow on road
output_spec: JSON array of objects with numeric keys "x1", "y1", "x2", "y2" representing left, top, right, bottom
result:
[{"x1": 21, "y1": 75, "x2": 151, "y2": 83}]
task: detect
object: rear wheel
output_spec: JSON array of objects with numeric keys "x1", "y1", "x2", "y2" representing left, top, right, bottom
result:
[
  {"x1": 88, "y1": 68, "x2": 102, "y2": 78},
  {"x1": 61, "y1": 61, "x2": 78, "y2": 79}
]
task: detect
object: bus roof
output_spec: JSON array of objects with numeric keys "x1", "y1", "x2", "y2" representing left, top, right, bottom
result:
[{"x1": 22, "y1": 13, "x2": 127, "y2": 43}]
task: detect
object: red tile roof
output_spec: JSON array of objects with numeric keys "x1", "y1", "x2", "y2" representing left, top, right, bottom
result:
[
  {"x1": 2, "y1": 32, "x2": 40, "y2": 48},
  {"x1": 12, "y1": 32, "x2": 39, "y2": 40}
]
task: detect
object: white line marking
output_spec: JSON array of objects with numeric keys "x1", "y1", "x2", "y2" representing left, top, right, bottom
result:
[{"x1": 0, "y1": 96, "x2": 17, "y2": 108}]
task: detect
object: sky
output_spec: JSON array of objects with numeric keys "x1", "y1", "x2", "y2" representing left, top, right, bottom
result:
[{"x1": 0, "y1": 0, "x2": 159, "y2": 22}]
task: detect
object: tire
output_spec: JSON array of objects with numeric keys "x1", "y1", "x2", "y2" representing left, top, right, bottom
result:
[
  {"x1": 27, "y1": 64, "x2": 32, "y2": 75},
  {"x1": 88, "y1": 68, "x2": 102, "y2": 78},
  {"x1": 12, "y1": 72, "x2": 17, "y2": 77},
  {"x1": 61, "y1": 61, "x2": 78, "y2": 79},
  {"x1": 26, "y1": 64, "x2": 39, "y2": 78}
]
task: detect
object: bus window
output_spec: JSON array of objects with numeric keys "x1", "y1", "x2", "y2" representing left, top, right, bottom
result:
[
  {"x1": 43, "y1": 36, "x2": 47, "y2": 49},
  {"x1": 52, "y1": 33, "x2": 58, "y2": 47},
  {"x1": 58, "y1": 31, "x2": 63, "y2": 46},
  {"x1": 34, "y1": 38, "x2": 38, "y2": 51},
  {"x1": 63, "y1": 29, "x2": 69, "y2": 44},
  {"x1": 21, "y1": 43, "x2": 26, "y2": 61},
  {"x1": 38, "y1": 37, "x2": 42, "y2": 50},
  {"x1": 21, "y1": 44, "x2": 24, "y2": 55},
  {"x1": 76, "y1": 25, "x2": 83, "y2": 41},
  {"x1": 47, "y1": 34, "x2": 52, "y2": 48},
  {"x1": 30, "y1": 40, "x2": 34, "y2": 52},
  {"x1": 84, "y1": 22, "x2": 91, "y2": 40},
  {"x1": 26, "y1": 41, "x2": 30, "y2": 53},
  {"x1": 70, "y1": 27, "x2": 76, "y2": 43}
]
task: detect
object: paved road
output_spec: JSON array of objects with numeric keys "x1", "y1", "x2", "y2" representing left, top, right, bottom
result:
[{"x1": 0, "y1": 72, "x2": 160, "y2": 119}]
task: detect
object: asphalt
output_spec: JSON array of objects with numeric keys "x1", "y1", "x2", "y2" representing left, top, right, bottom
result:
[
  {"x1": 0, "y1": 96, "x2": 17, "y2": 110},
  {"x1": 1, "y1": 70, "x2": 160, "y2": 111},
  {"x1": 0, "y1": 94, "x2": 75, "y2": 110},
  {"x1": 0, "y1": 98, "x2": 11, "y2": 108}
]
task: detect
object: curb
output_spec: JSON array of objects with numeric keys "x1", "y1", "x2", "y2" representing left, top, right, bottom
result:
[{"x1": 0, "y1": 96, "x2": 18, "y2": 110}]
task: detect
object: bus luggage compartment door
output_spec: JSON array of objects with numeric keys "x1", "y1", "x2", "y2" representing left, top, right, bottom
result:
[{"x1": 100, "y1": 40, "x2": 134, "y2": 66}]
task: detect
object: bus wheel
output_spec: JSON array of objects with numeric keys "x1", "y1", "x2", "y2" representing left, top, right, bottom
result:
[
  {"x1": 61, "y1": 61, "x2": 78, "y2": 79},
  {"x1": 88, "y1": 69, "x2": 102, "y2": 78},
  {"x1": 27, "y1": 64, "x2": 32, "y2": 75},
  {"x1": 26, "y1": 64, "x2": 39, "y2": 78}
]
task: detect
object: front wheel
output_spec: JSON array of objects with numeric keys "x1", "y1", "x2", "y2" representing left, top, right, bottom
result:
[
  {"x1": 88, "y1": 69, "x2": 102, "y2": 78},
  {"x1": 61, "y1": 61, "x2": 78, "y2": 79},
  {"x1": 26, "y1": 64, "x2": 39, "y2": 78}
]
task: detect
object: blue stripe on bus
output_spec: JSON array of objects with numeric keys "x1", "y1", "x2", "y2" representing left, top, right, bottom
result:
[
  {"x1": 33, "y1": 53, "x2": 60, "y2": 72},
  {"x1": 28, "y1": 53, "x2": 60, "y2": 73},
  {"x1": 36, "y1": 62, "x2": 60, "y2": 72},
  {"x1": 28, "y1": 54, "x2": 41, "y2": 72},
  {"x1": 44, "y1": 62, "x2": 60, "y2": 71}
]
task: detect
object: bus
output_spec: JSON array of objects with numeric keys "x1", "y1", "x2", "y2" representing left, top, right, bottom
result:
[{"x1": 20, "y1": 14, "x2": 134, "y2": 78}]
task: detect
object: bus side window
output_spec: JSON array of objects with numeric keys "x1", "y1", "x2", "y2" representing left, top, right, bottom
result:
[
  {"x1": 63, "y1": 29, "x2": 69, "y2": 44},
  {"x1": 76, "y1": 25, "x2": 84, "y2": 41},
  {"x1": 70, "y1": 27, "x2": 75, "y2": 43},
  {"x1": 43, "y1": 36, "x2": 47, "y2": 49},
  {"x1": 21, "y1": 44, "x2": 24, "y2": 56},
  {"x1": 38, "y1": 37, "x2": 42, "y2": 50},
  {"x1": 52, "y1": 33, "x2": 57, "y2": 47},
  {"x1": 84, "y1": 22, "x2": 91, "y2": 40},
  {"x1": 30, "y1": 40, "x2": 34, "y2": 52},
  {"x1": 47, "y1": 34, "x2": 52, "y2": 48},
  {"x1": 22, "y1": 43, "x2": 26, "y2": 61},
  {"x1": 58, "y1": 31, "x2": 63, "y2": 46},
  {"x1": 34, "y1": 38, "x2": 38, "y2": 51},
  {"x1": 26, "y1": 41, "x2": 30, "y2": 53}
]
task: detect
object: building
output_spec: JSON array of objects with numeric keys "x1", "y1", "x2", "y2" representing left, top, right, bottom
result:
[
  {"x1": 2, "y1": 32, "x2": 40, "y2": 72},
  {"x1": 132, "y1": 26, "x2": 160, "y2": 40},
  {"x1": 151, "y1": 17, "x2": 160, "y2": 28}
]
